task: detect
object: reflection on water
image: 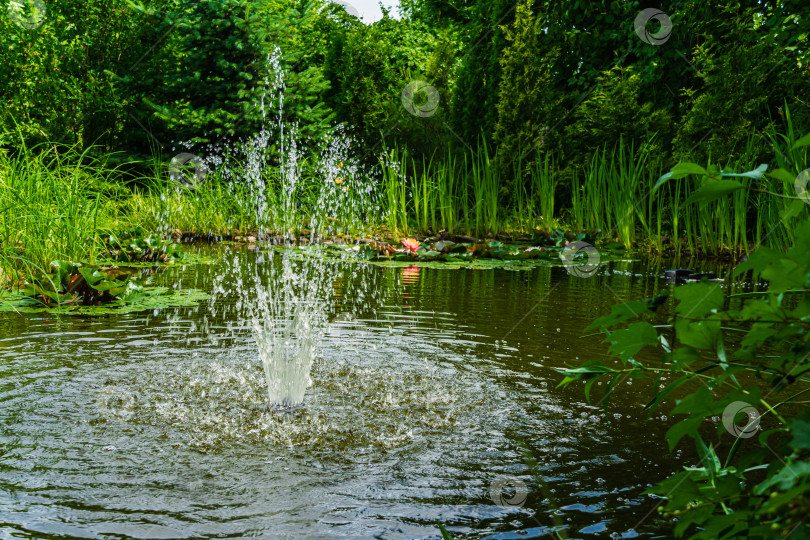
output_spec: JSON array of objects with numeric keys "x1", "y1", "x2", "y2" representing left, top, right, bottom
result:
[{"x1": 0, "y1": 246, "x2": 752, "y2": 539}]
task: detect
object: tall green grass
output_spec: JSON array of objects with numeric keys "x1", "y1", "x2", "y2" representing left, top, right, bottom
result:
[
  {"x1": 0, "y1": 141, "x2": 116, "y2": 285},
  {"x1": 125, "y1": 153, "x2": 377, "y2": 240},
  {"x1": 2, "y1": 118, "x2": 807, "y2": 284},
  {"x1": 379, "y1": 126, "x2": 808, "y2": 253}
]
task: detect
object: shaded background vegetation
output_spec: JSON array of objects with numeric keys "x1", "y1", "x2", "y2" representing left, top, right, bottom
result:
[{"x1": 2, "y1": 0, "x2": 807, "y2": 170}]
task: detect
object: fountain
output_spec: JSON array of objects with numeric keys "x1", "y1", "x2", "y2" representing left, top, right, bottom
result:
[{"x1": 189, "y1": 51, "x2": 378, "y2": 408}]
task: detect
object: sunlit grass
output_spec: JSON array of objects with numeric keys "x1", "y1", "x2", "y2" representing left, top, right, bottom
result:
[
  {"x1": 0, "y1": 140, "x2": 117, "y2": 286},
  {"x1": 2, "y1": 123, "x2": 806, "y2": 290}
]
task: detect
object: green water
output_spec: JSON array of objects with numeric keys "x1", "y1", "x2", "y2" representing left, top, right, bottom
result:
[{"x1": 0, "y1": 245, "x2": 752, "y2": 539}]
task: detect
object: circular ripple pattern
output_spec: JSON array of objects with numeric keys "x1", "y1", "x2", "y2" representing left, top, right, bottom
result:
[
  {"x1": 108, "y1": 346, "x2": 493, "y2": 453},
  {"x1": 0, "y1": 251, "x2": 737, "y2": 538}
]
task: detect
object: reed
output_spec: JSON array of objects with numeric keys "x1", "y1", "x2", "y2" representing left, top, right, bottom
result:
[
  {"x1": 468, "y1": 142, "x2": 500, "y2": 237},
  {"x1": 0, "y1": 140, "x2": 115, "y2": 286},
  {"x1": 4, "y1": 118, "x2": 807, "y2": 272}
]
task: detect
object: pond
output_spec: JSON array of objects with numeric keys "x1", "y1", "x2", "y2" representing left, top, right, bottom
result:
[{"x1": 0, "y1": 245, "x2": 747, "y2": 539}]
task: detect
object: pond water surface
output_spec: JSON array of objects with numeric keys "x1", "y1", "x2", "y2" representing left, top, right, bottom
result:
[{"x1": 0, "y1": 246, "x2": 749, "y2": 539}]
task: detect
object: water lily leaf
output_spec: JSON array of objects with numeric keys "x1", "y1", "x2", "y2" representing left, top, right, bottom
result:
[
  {"x1": 0, "y1": 285, "x2": 207, "y2": 315},
  {"x1": 107, "y1": 285, "x2": 129, "y2": 296},
  {"x1": 78, "y1": 267, "x2": 104, "y2": 286},
  {"x1": 355, "y1": 246, "x2": 377, "y2": 260},
  {"x1": 603, "y1": 242, "x2": 626, "y2": 252},
  {"x1": 50, "y1": 260, "x2": 78, "y2": 283},
  {"x1": 93, "y1": 279, "x2": 124, "y2": 292},
  {"x1": 433, "y1": 241, "x2": 456, "y2": 252}
]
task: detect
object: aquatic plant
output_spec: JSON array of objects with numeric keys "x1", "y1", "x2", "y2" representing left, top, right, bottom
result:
[
  {"x1": 400, "y1": 238, "x2": 422, "y2": 253},
  {"x1": 21, "y1": 260, "x2": 139, "y2": 306},
  {"x1": 102, "y1": 226, "x2": 183, "y2": 263},
  {"x1": 0, "y1": 139, "x2": 113, "y2": 286},
  {"x1": 559, "y1": 157, "x2": 810, "y2": 536}
]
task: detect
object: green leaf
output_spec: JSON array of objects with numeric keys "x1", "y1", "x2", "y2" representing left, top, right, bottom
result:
[
  {"x1": 78, "y1": 267, "x2": 104, "y2": 286},
  {"x1": 600, "y1": 372, "x2": 621, "y2": 413},
  {"x1": 685, "y1": 180, "x2": 746, "y2": 206},
  {"x1": 607, "y1": 321, "x2": 659, "y2": 361},
  {"x1": 718, "y1": 163, "x2": 767, "y2": 179},
  {"x1": 790, "y1": 420, "x2": 810, "y2": 450},
  {"x1": 651, "y1": 171, "x2": 673, "y2": 192},
  {"x1": 556, "y1": 360, "x2": 616, "y2": 387},
  {"x1": 644, "y1": 374, "x2": 692, "y2": 413},
  {"x1": 674, "y1": 505, "x2": 715, "y2": 537},
  {"x1": 768, "y1": 168, "x2": 798, "y2": 184},
  {"x1": 755, "y1": 461, "x2": 810, "y2": 492},
  {"x1": 740, "y1": 323, "x2": 776, "y2": 349},
  {"x1": 587, "y1": 301, "x2": 648, "y2": 331},
  {"x1": 93, "y1": 279, "x2": 124, "y2": 292},
  {"x1": 438, "y1": 523, "x2": 453, "y2": 540},
  {"x1": 670, "y1": 162, "x2": 709, "y2": 179},
  {"x1": 791, "y1": 132, "x2": 810, "y2": 150},
  {"x1": 674, "y1": 281, "x2": 724, "y2": 318},
  {"x1": 666, "y1": 347, "x2": 701, "y2": 369},
  {"x1": 648, "y1": 470, "x2": 703, "y2": 507},
  {"x1": 780, "y1": 198, "x2": 806, "y2": 221},
  {"x1": 733, "y1": 247, "x2": 781, "y2": 277},
  {"x1": 676, "y1": 319, "x2": 720, "y2": 349},
  {"x1": 666, "y1": 416, "x2": 704, "y2": 451}
]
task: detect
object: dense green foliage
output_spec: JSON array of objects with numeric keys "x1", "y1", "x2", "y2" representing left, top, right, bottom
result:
[
  {"x1": 560, "y1": 223, "x2": 810, "y2": 537},
  {"x1": 2, "y1": 0, "x2": 809, "y2": 250},
  {"x1": 559, "y1": 151, "x2": 810, "y2": 537},
  {"x1": 2, "y1": 1, "x2": 810, "y2": 536},
  {"x1": 4, "y1": 0, "x2": 807, "y2": 165}
]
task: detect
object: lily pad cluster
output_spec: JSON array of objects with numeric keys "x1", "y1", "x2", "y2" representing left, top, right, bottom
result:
[
  {"x1": 21, "y1": 260, "x2": 143, "y2": 306},
  {"x1": 529, "y1": 228, "x2": 602, "y2": 247},
  {"x1": 302, "y1": 234, "x2": 629, "y2": 272},
  {"x1": 358, "y1": 231, "x2": 623, "y2": 264},
  {"x1": 3, "y1": 259, "x2": 209, "y2": 315},
  {"x1": 102, "y1": 227, "x2": 183, "y2": 263},
  {"x1": 374, "y1": 240, "x2": 556, "y2": 263}
]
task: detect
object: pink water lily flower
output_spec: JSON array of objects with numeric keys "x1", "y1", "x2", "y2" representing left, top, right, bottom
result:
[{"x1": 400, "y1": 238, "x2": 421, "y2": 253}]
